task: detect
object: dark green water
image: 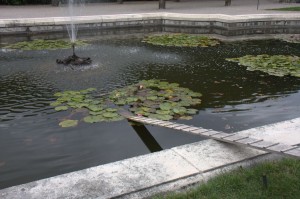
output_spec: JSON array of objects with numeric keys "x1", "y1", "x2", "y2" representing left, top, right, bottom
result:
[{"x1": 0, "y1": 36, "x2": 300, "y2": 189}]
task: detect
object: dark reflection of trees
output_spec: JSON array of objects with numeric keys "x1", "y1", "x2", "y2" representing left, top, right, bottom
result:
[{"x1": 0, "y1": 72, "x2": 56, "y2": 121}]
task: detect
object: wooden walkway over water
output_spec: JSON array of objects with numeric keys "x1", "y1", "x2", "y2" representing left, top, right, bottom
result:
[{"x1": 120, "y1": 112, "x2": 300, "y2": 159}]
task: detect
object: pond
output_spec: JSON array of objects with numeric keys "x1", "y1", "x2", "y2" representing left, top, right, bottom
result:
[{"x1": 0, "y1": 34, "x2": 300, "y2": 189}]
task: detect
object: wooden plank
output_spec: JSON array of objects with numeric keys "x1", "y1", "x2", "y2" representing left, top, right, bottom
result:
[
  {"x1": 236, "y1": 138, "x2": 262, "y2": 145},
  {"x1": 182, "y1": 127, "x2": 200, "y2": 132},
  {"x1": 190, "y1": 128, "x2": 210, "y2": 134},
  {"x1": 159, "y1": 122, "x2": 175, "y2": 127},
  {"x1": 266, "y1": 144, "x2": 298, "y2": 152},
  {"x1": 201, "y1": 130, "x2": 221, "y2": 136},
  {"x1": 223, "y1": 134, "x2": 249, "y2": 142},
  {"x1": 211, "y1": 132, "x2": 231, "y2": 139},
  {"x1": 173, "y1": 125, "x2": 192, "y2": 130},
  {"x1": 250, "y1": 141, "x2": 279, "y2": 149},
  {"x1": 165, "y1": 124, "x2": 183, "y2": 128}
]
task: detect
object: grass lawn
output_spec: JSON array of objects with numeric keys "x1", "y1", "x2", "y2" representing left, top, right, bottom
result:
[
  {"x1": 269, "y1": 7, "x2": 300, "y2": 11},
  {"x1": 154, "y1": 158, "x2": 300, "y2": 199}
]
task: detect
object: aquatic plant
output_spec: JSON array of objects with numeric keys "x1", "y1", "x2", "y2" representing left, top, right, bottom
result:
[
  {"x1": 3, "y1": 39, "x2": 87, "y2": 50},
  {"x1": 143, "y1": 34, "x2": 220, "y2": 47},
  {"x1": 226, "y1": 55, "x2": 300, "y2": 77},
  {"x1": 280, "y1": 34, "x2": 300, "y2": 44},
  {"x1": 50, "y1": 80, "x2": 202, "y2": 127}
]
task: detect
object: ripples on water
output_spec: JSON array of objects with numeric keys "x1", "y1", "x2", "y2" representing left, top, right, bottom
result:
[{"x1": 0, "y1": 37, "x2": 299, "y2": 188}]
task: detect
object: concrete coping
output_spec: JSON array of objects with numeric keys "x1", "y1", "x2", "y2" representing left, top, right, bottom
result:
[
  {"x1": 1, "y1": 12, "x2": 300, "y2": 27},
  {"x1": 0, "y1": 117, "x2": 299, "y2": 199}
]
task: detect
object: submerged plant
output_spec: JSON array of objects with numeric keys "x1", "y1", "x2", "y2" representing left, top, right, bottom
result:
[
  {"x1": 143, "y1": 34, "x2": 220, "y2": 47},
  {"x1": 50, "y1": 80, "x2": 202, "y2": 127},
  {"x1": 226, "y1": 54, "x2": 300, "y2": 77},
  {"x1": 3, "y1": 39, "x2": 87, "y2": 50}
]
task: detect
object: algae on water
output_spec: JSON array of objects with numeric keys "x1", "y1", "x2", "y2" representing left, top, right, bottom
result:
[
  {"x1": 50, "y1": 80, "x2": 202, "y2": 127},
  {"x1": 143, "y1": 34, "x2": 220, "y2": 47},
  {"x1": 226, "y1": 54, "x2": 300, "y2": 77},
  {"x1": 3, "y1": 39, "x2": 87, "y2": 50}
]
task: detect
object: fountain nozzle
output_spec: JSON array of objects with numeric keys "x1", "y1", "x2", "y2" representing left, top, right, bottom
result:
[{"x1": 72, "y1": 42, "x2": 76, "y2": 57}]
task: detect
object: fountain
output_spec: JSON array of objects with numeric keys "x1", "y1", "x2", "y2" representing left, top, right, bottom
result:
[{"x1": 56, "y1": 0, "x2": 91, "y2": 65}]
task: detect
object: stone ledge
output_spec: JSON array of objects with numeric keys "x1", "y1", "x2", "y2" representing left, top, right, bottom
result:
[{"x1": 0, "y1": 13, "x2": 300, "y2": 35}]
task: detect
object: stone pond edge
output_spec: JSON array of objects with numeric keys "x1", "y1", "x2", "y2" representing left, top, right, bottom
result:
[
  {"x1": 0, "y1": 13, "x2": 300, "y2": 35},
  {"x1": 0, "y1": 117, "x2": 299, "y2": 199}
]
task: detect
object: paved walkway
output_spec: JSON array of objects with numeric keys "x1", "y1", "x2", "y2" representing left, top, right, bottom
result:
[{"x1": 0, "y1": 0, "x2": 299, "y2": 19}]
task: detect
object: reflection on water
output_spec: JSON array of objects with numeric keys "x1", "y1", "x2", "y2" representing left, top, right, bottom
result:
[{"x1": 0, "y1": 36, "x2": 300, "y2": 189}]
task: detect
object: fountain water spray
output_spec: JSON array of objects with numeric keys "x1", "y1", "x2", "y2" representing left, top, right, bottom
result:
[{"x1": 57, "y1": 0, "x2": 91, "y2": 66}]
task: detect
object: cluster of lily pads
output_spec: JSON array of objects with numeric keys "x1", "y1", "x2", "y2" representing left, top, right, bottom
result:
[
  {"x1": 3, "y1": 39, "x2": 87, "y2": 50},
  {"x1": 50, "y1": 79, "x2": 202, "y2": 127},
  {"x1": 226, "y1": 54, "x2": 300, "y2": 77},
  {"x1": 280, "y1": 34, "x2": 300, "y2": 44},
  {"x1": 142, "y1": 34, "x2": 220, "y2": 47}
]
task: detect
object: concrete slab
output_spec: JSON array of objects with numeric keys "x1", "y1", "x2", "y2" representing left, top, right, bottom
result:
[
  {"x1": 237, "y1": 117, "x2": 300, "y2": 146},
  {"x1": 172, "y1": 139, "x2": 265, "y2": 172}
]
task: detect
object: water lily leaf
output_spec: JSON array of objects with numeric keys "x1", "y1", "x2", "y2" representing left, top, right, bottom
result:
[
  {"x1": 147, "y1": 96, "x2": 158, "y2": 101},
  {"x1": 87, "y1": 105, "x2": 103, "y2": 112},
  {"x1": 103, "y1": 112, "x2": 119, "y2": 118},
  {"x1": 75, "y1": 103, "x2": 89, "y2": 108},
  {"x1": 59, "y1": 120, "x2": 78, "y2": 127},
  {"x1": 173, "y1": 107, "x2": 187, "y2": 115},
  {"x1": 159, "y1": 102, "x2": 172, "y2": 110},
  {"x1": 106, "y1": 108, "x2": 118, "y2": 112},
  {"x1": 55, "y1": 106, "x2": 68, "y2": 111},
  {"x1": 156, "y1": 109, "x2": 172, "y2": 115},
  {"x1": 50, "y1": 101, "x2": 62, "y2": 107},
  {"x1": 54, "y1": 92, "x2": 63, "y2": 97},
  {"x1": 115, "y1": 99, "x2": 126, "y2": 105},
  {"x1": 186, "y1": 108, "x2": 198, "y2": 115},
  {"x1": 149, "y1": 114, "x2": 173, "y2": 121},
  {"x1": 89, "y1": 111, "x2": 103, "y2": 116},
  {"x1": 83, "y1": 115, "x2": 104, "y2": 123},
  {"x1": 108, "y1": 116, "x2": 124, "y2": 122},
  {"x1": 126, "y1": 97, "x2": 138, "y2": 103}
]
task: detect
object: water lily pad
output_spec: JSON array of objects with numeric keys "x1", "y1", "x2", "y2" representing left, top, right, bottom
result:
[
  {"x1": 143, "y1": 34, "x2": 220, "y2": 47},
  {"x1": 226, "y1": 55, "x2": 300, "y2": 77},
  {"x1": 173, "y1": 107, "x2": 187, "y2": 115},
  {"x1": 55, "y1": 106, "x2": 68, "y2": 111},
  {"x1": 83, "y1": 115, "x2": 104, "y2": 123},
  {"x1": 149, "y1": 114, "x2": 173, "y2": 121},
  {"x1": 3, "y1": 39, "x2": 88, "y2": 50},
  {"x1": 103, "y1": 112, "x2": 119, "y2": 118},
  {"x1": 106, "y1": 108, "x2": 118, "y2": 112},
  {"x1": 147, "y1": 96, "x2": 158, "y2": 101},
  {"x1": 159, "y1": 102, "x2": 172, "y2": 110},
  {"x1": 50, "y1": 101, "x2": 62, "y2": 107},
  {"x1": 186, "y1": 109, "x2": 198, "y2": 115},
  {"x1": 156, "y1": 109, "x2": 172, "y2": 115},
  {"x1": 87, "y1": 105, "x2": 103, "y2": 112},
  {"x1": 59, "y1": 120, "x2": 78, "y2": 127}
]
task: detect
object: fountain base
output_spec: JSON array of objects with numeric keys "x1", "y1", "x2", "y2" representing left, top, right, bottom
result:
[{"x1": 56, "y1": 54, "x2": 92, "y2": 65}]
